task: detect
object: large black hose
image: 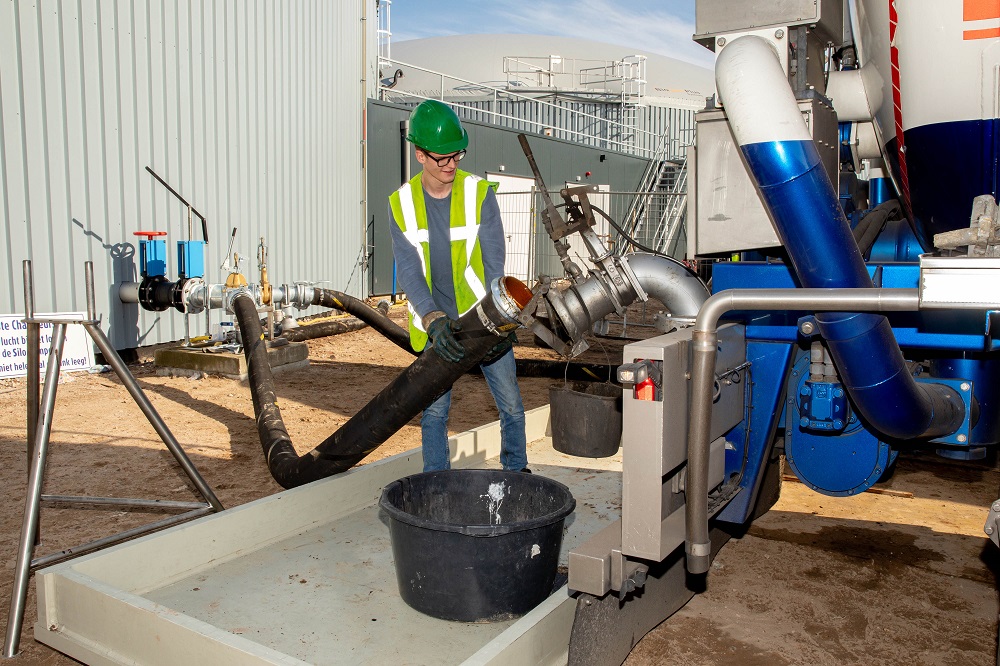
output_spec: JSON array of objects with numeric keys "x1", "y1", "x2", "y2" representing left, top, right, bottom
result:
[
  {"x1": 307, "y1": 289, "x2": 620, "y2": 383},
  {"x1": 471, "y1": 359, "x2": 618, "y2": 384},
  {"x1": 235, "y1": 277, "x2": 532, "y2": 489},
  {"x1": 852, "y1": 200, "x2": 901, "y2": 258},
  {"x1": 280, "y1": 317, "x2": 368, "y2": 342},
  {"x1": 312, "y1": 289, "x2": 412, "y2": 352}
]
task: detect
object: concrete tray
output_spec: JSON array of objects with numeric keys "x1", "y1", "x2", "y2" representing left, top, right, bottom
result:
[{"x1": 35, "y1": 405, "x2": 623, "y2": 665}]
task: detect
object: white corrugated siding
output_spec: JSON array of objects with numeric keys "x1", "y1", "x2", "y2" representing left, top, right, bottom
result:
[{"x1": 1, "y1": 1, "x2": 372, "y2": 349}]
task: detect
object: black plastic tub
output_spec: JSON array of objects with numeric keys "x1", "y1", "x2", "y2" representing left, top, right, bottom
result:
[
  {"x1": 379, "y1": 469, "x2": 576, "y2": 622},
  {"x1": 549, "y1": 382, "x2": 623, "y2": 458}
]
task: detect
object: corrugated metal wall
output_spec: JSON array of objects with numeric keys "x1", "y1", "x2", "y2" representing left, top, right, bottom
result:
[{"x1": 0, "y1": 1, "x2": 373, "y2": 349}]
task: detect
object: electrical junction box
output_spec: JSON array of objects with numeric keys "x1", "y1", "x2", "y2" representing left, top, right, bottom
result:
[
  {"x1": 620, "y1": 323, "x2": 745, "y2": 561},
  {"x1": 689, "y1": 95, "x2": 839, "y2": 256}
]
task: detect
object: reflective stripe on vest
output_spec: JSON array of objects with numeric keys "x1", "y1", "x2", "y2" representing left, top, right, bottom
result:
[{"x1": 389, "y1": 170, "x2": 490, "y2": 351}]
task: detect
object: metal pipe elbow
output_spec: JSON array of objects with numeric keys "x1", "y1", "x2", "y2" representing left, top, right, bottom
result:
[{"x1": 625, "y1": 253, "x2": 710, "y2": 320}]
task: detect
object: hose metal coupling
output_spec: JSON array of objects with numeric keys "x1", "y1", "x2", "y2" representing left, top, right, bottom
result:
[
  {"x1": 477, "y1": 277, "x2": 533, "y2": 336},
  {"x1": 272, "y1": 283, "x2": 317, "y2": 310},
  {"x1": 224, "y1": 286, "x2": 255, "y2": 314}
]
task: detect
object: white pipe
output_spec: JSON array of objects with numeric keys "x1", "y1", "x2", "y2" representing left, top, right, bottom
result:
[
  {"x1": 716, "y1": 36, "x2": 809, "y2": 145},
  {"x1": 826, "y1": 64, "x2": 885, "y2": 122},
  {"x1": 856, "y1": 122, "x2": 882, "y2": 161}
]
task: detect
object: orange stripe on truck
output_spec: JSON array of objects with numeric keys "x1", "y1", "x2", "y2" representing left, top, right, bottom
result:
[
  {"x1": 964, "y1": 26, "x2": 1000, "y2": 39},
  {"x1": 965, "y1": 0, "x2": 1000, "y2": 21}
]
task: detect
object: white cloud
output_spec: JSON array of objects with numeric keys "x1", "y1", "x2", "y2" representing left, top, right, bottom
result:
[
  {"x1": 389, "y1": 0, "x2": 714, "y2": 67},
  {"x1": 494, "y1": 0, "x2": 713, "y2": 67}
]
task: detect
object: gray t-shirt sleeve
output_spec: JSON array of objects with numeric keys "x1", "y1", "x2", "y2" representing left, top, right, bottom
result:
[
  {"x1": 478, "y1": 188, "x2": 506, "y2": 285},
  {"x1": 388, "y1": 203, "x2": 438, "y2": 319}
]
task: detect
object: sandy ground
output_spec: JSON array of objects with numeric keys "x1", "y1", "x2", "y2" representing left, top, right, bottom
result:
[{"x1": 0, "y1": 302, "x2": 997, "y2": 665}]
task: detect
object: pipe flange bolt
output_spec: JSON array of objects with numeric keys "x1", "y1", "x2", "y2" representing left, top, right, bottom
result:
[{"x1": 181, "y1": 278, "x2": 207, "y2": 314}]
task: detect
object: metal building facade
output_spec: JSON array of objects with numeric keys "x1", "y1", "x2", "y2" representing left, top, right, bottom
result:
[{"x1": 0, "y1": 1, "x2": 375, "y2": 350}]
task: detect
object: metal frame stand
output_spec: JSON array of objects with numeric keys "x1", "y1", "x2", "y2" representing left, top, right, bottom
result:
[{"x1": 2, "y1": 261, "x2": 224, "y2": 658}]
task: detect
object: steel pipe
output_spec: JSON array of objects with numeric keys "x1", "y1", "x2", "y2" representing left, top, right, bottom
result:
[
  {"x1": 39, "y1": 496, "x2": 207, "y2": 511},
  {"x1": 22, "y1": 261, "x2": 38, "y2": 487},
  {"x1": 545, "y1": 253, "x2": 709, "y2": 342},
  {"x1": 684, "y1": 287, "x2": 963, "y2": 574},
  {"x1": 28, "y1": 507, "x2": 214, "y2": 572},
  {"x1": 627, "y1": 253, "x2": 710, "y2": 317},
  {"x1": 4, "y1": 323, "x2": 65, "y2": 658},
  {"x1": 83, "y1": 322, "x2": 223, "y2": 512}
]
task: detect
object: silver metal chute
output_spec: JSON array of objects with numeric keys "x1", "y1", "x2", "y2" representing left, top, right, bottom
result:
[
  {"x1": 625, "y1": 253, "x2": 710, "y2": 323},
  {"x1": 516, "y1": 133, "x2": 709, "y2": 357},
  {"x1": 543, "y1": 253, "x2": 709, "y2": 346}
]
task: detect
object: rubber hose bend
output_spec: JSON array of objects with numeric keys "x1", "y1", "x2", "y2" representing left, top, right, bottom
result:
[
  {"x1": 307, "y1": 290, "x2": 620, "y2": 383},
  {"x1": 312, "y1": 289, "x2": 412, "y2": 352},
  {"x1": 235, "y1": 279, "x2": 529, "y2": 488},
  {"x1": 280, "y1": 317, "x2": 369, "y2": 342}
]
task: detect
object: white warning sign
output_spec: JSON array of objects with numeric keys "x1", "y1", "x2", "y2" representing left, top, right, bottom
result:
[{"x1": 0, "y1": 313, "x2": 96, "y2": 379}]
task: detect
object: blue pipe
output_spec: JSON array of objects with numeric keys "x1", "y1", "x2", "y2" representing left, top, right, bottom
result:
[
  {"x1": 742, "y1": 139, "x2": 961, "y2": 439},
  {"x1": 869, "y1": 177, "x2": 894, "y2": 207},
  {"x1": 717, "y1": 35, "x2": 963, "y2": 441}
]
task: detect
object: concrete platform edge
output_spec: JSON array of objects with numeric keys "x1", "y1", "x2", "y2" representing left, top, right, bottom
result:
[{"x1": 34, "y1": 405, "x2": 559, "y2": 666}]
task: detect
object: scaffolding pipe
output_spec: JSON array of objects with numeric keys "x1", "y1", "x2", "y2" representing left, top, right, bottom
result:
[
  {"x1": 3, "y1": 324, "x2": 66, "y2": 658},
  {"x1": 236, "y1": 277, "x2": 533, "y2": 489}
]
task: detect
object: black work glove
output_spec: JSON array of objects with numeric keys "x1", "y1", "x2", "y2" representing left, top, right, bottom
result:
[
  {"x1": 482, "y1": 331, "x2": 517, "y2": 364},
  {"x1": 425, "y1": 311, "x2": 465, "y2": 363}
]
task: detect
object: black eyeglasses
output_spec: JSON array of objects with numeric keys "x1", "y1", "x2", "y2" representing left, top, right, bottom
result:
[{"x1": 423, "y1": 149, "x2": 466, "y2": 167}]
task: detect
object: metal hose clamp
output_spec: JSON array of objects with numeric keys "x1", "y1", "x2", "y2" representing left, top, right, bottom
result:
[{"x1": 476, "y1": 277, "x2": 530, "y2": 336}]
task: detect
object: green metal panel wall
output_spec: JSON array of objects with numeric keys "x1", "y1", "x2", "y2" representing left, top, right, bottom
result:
[{"x1": 367, "y1": 100, "x2": 650, "y2": 295}]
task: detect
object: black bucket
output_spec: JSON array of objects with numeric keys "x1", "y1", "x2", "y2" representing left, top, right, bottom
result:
[
  {"x1": 379, "y1": 469, "x2": 575, "y2": 622},
  {"x1": 549, "y1": 382, "x2": 623, "y2": 457}
]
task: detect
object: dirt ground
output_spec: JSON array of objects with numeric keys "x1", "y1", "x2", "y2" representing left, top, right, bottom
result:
[{"x1": 0, "y1": 302, "x2": 997, "y2": 665}]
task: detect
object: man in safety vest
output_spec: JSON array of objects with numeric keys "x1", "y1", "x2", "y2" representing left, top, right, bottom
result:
[{"x1": 388, "y1": 99, "x2": 528, "y2": 473}]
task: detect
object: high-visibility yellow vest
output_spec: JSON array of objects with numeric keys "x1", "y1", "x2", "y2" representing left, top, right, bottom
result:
[{"x1": 389, "y1": 170, "x2": 492, "y2": 351}]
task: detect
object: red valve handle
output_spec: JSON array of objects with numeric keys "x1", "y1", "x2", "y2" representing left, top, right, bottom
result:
[{"x1": 133, "y1": 230, "x2": 167, "y2": 241}]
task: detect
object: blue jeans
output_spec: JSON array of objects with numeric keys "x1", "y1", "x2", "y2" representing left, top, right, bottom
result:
[{"x1": 421, "y1": 347, "x2": 527, "y2": 472}]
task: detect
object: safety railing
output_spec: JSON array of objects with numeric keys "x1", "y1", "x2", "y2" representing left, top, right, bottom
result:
[{"x1": 378, "y1": 58, "x2": 662, "y2": 158}]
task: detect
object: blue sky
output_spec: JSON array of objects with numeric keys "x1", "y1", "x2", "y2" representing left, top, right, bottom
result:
[{"x1": 387, "y1": 0, "x2": 713, "y2": 67}]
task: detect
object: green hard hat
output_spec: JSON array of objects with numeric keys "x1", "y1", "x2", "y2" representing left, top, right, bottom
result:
[{"x1": 406, "y1": 100, "x2": 469, "y2": 154}]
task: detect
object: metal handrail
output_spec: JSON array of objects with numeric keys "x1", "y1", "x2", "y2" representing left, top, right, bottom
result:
[
  {"x1": 379, "y1": 58, "x2": 661, "y2": 158},
  {"x1": 614, "y1": 131, "x2": 674, "y2": 253},
  {"x1": 651, "y1": 154, "x2": 689, "y2": 254}
]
